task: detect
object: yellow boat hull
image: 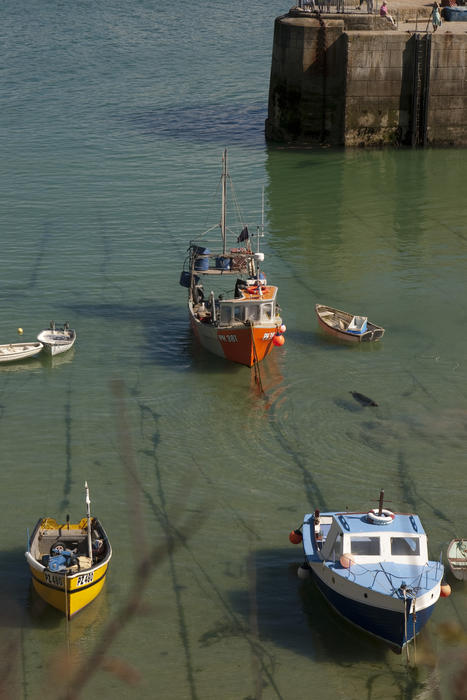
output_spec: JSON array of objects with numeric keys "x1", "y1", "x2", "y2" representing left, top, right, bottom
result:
[{"x1": 29, "y1": 560, "x2": 109, "y2": 617}]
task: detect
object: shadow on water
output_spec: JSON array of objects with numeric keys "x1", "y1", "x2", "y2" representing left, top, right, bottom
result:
[
  {"x1": 227, "y1": 548, "x2": 388, "y2": 665},
  {"x1": 67, "y1": 301, "x2": 193, "y2": 370},
  {"x1": 225, "y1": 548, "x2": 432, "y2": 699},
  {"x1": 68, "y1": 300, "x2": 281, "y2": 377},
  {"x1": 127, "y1": 103, "x2": 267, "y2": 147}
]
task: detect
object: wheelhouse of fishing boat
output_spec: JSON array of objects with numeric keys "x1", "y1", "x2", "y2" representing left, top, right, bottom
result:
[
  {"x1": 309, "y1": 511, "x2": 430, "y2": 570},
  {"x1": 183, "y1": 243, "x2": 280, "y2": 328}
]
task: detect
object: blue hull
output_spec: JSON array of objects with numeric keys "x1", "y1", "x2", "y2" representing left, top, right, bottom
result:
[{"x1": 312, "y1": 571, "x2": 436, "y2": 650}]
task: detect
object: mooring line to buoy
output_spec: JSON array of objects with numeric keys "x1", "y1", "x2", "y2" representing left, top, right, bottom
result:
[{"x1": 251, "y1": 327, "x2": 264, "y2": 394}]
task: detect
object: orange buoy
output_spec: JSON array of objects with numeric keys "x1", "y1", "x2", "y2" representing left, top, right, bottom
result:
[
  {"x1": 340, "y1": 553, "x2": 355, "y2": 569},
  {"x1": 273, "y1": 334, "x2": 285, "y2": 347},
  {"x1": 440, "y1": 582, "x2": 452, "y2": 597},
  {"x1": 289, "y1": 529, "x2": 302, "y2": 545}
]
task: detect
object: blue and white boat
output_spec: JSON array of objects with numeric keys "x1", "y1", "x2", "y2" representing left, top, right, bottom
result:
[{"x1": 293, "y1": 494, "x2": 445, "y2": 651}]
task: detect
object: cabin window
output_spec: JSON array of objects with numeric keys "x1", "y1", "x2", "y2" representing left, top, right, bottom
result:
[
  {"x1": 234, "y1": 305, "x2": 244, "y2": 322},
  {"x1": 328, "y1": 533, "x2": 342, "y2": 562},
  {"x1": 390, "y1": 537, "x2": 420, "y2": 556},
  {"x1": 245, "y1": 305, "x2": 260, "y2": 322},
  {"x1": 350, "y1": 536, "x2": 380, "y2": 556},
  {"x1": 262, "y1": 303, "x2": 273, "y2": 321},
  {"x1": 220, "y1": 305, "x2": 232, "y2": 324}
]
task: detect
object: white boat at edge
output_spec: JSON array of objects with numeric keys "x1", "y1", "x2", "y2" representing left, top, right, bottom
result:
[
  {"x1": 37, "y1": 322, "x2": 76, "y2": 356},
  {"x1": 447, "y1": 538, "x2": 467, "y2": 581},
  {"x1": 0, "y1": 341, "x2": 43, "y2": 363}
]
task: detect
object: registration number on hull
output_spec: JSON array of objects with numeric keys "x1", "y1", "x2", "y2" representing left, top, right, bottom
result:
[
  {"x1": 44, "y1": 572, "x2": 65, "y2": 588},
  {"x1": 218, "y1": 334, "x2": 238, "y2": 343},
  {"x1": 76, "y1": 572, "x2": 94, "y2": 587}
]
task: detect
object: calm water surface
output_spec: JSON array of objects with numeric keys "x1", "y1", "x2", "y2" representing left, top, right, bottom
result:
[{"x1": 1, "y1": 1, "x2": 466, "y2": 698}]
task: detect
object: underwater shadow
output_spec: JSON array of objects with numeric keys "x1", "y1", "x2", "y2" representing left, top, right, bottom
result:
[
  {"x1": 228, "y1": 547, "x2": 389, "y2": 665},
  {"x1": 127, "y1": 102, "x2": 267, "y2": 148},
  {"x1": 67, "y1": 300, "x2": 194, "y2": 370}
]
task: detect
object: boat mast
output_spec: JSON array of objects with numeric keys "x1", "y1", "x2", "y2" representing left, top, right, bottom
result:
[
  {"x1": 85, "y1": 481, "x2": 92, "y2": 559},
  {"x1": 221, "y1": 149, "x2": 227, "y2": 255}
]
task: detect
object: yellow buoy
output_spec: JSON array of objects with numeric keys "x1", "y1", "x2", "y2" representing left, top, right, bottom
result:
[{"x1": 17, "y1": 327, "x2": 23, "y2": 335}]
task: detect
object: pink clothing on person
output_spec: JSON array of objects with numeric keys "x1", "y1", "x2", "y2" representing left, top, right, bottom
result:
[{"x1": 380, "y1": 3, "x2": 387, "y2": 15}]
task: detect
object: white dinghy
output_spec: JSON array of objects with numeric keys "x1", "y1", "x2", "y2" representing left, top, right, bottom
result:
[
  {"x1": 37, "y1": 321, "x2": 76, "y2": 356},
  {"x1": 0, "y1": 342, "x2": 43, "y2": 363}
]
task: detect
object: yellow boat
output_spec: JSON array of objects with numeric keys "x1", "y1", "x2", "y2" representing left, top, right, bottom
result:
[{"x1": 25, "y1": 483, "x2": 111, "y2": 618}]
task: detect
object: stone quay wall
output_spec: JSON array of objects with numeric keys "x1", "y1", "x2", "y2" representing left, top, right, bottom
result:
[{"x1": 265, "y1": 12, "x2": 467, "y2": 147}]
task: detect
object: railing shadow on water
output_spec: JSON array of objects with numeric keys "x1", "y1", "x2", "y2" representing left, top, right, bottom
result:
[
  {"x1": 0, "y1": 379, "x2": 210, "y2": 700},
  {"x1": 225, "y1": 547, "x2": 467, "y2": 699}
]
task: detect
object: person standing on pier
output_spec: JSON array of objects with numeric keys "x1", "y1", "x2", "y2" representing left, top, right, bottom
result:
[
  {"x1": 431, "y1": 2, "x2": 442, "y2": 31},
  {"x1": 356, "y1": 0, "x2": 374, "y2": 12}
]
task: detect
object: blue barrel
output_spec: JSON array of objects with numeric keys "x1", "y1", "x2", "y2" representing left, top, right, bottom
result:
[
  {"x1": 443, "y1": 6, "x2": 467, "y2": 20},
  {"x1": 215, "y1": 256, "x2": 230, "y2": 270},
  {"x1": 179, "y1": 271, "x2": 200, "y2": 288},
  {"x1": 194, "y1": 247, "x2": 210, "y2": 271}
]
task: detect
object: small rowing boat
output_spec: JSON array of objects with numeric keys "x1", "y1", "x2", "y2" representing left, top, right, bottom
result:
[
  {"x1": 25, "y1": 482, "x2": 111, "y2": 618},
  {"x1": 0, "y1": 341, "x2": 43, "y2": 363},
  {"x1": 447, "y1": 538, "x2": 467, "y2": 581},
  {"x1": 315, "y1": 304, "x2": 384, "y2": 342},
  {"x1": 37, "y1": 321, "x2": 76, "y2": 356}
]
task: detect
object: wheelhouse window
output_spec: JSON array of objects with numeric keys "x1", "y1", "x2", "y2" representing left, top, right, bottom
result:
[
  {"x1": 262, "y1": 303, "x2": 273, "y2": 321},
  {"x1": 350, "y1": 537, "x2": 380, "y2": 556},
  {"x1": 220, "y1": 305, "x2": 232, "y2": 324},
  {"x1": 390, "y1": 537, "x2": 420, "y2": 556},
  {"x1": 328, "y1": 533, "x2": 342, "y2": 561},
  {"x1": 234, "y1": 305, "x2": 244, "y2": 322},
  {"x1": 245, "y1": 305, "x2": 259, "y2": 322}
]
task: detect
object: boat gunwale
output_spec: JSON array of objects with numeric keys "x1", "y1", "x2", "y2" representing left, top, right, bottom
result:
[{"x1": 26, "y1": 516, "x2": 112, "y2": 579}]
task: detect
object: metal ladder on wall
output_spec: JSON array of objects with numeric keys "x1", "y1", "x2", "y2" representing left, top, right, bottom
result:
[{"x1": 411, "y1": 33, "x2": 432, "y2": 147}]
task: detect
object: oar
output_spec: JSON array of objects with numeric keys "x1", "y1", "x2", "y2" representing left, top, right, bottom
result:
[{"x1": 85, "y1": 481, "x2": 92, "y2": 559}]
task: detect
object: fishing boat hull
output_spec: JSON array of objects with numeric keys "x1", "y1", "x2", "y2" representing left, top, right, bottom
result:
[
  {"x1": 37, "y1": 328, "x2": 76, "y2": 356},
  {"x1": 0, "y1": 342, "x2": 43, "y2": 363},
  {"x1": 309, "y1": 562, "x2": 438, "y2": 650},
  {"x1": 447, "y1": 539, "x2": 467, "y2": 581},
  {"x1": 316, "y1": 304, "x2": 384, "y2": 342},
  {"x1": 296, "y1": 505, "x2": 444, "y2": 651},
  {"x1": 189, "y1": 311, "x2": 278, "y2": 367},
  {"x1": 25, "y1": 515, "x2": 111, "y2": 618}
]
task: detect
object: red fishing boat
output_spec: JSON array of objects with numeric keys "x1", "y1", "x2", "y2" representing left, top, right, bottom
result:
[{"x1": 180, "y1": 151, "x2": 285, "y2": 367}]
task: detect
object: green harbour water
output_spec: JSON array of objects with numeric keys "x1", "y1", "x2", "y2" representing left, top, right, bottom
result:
[{"x1": 1, "y1": 1, "x2": 466, "y2": 698}]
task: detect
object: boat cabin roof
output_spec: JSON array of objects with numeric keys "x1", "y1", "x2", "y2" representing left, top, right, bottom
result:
[
  {"x1": 232, "y1": 285, "x2": 277, "y2": 302},
  {"x1": 325, "y1": 511, "x2": 426, "y2": 536}
]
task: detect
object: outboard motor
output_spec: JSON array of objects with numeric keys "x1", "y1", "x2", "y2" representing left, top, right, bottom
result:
[{"x1": 48, "y1": 548, "x2": 76, "y2": 572}]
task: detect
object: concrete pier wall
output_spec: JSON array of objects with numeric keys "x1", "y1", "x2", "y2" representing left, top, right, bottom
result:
[{"x1": 265, "y1": 12, "x2": 467, "y2": 147}]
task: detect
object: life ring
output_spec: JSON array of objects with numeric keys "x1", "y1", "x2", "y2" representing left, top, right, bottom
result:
[
  {"x1": 367, "y1": 508, "x2": 395, "y2": 525},
  {"x1": 245, "y1": 286, "x2": 259, "y2": 295}
]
